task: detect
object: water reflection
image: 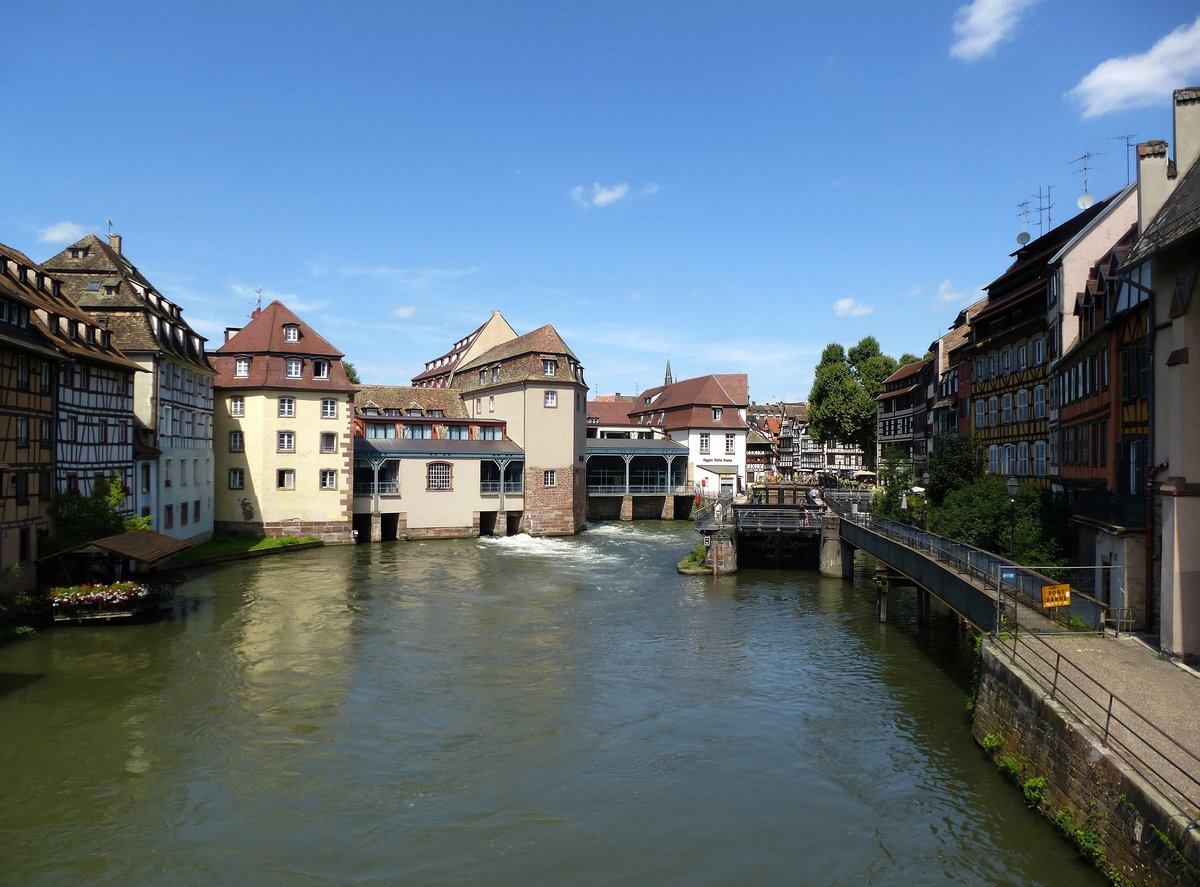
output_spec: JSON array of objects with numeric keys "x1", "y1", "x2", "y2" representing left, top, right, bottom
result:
[{"x1": 0, "y1": 523, "x2": 1101, "y2": 886}]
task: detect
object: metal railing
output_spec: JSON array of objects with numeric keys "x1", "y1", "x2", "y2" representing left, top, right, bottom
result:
[
  {"x1": 694, "y1": 494, "x2": 736, "y2": 533},
  {"x1": 480, "y1": 481, "x2": 524, "y2": 495},
  {"x1": 354, "y1": 481, "x2": 399, "y2": 496},
  {"x1": 994, "y1": 630, "x2": 1200, "y2": 824},
  {"x1": 586, "y1": 482, "x2": 690, "y2": 495}
]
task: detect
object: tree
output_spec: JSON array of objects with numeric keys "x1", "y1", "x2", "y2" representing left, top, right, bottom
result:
[
  {"x1": 808, "y1": 337, "x2": 901, "y2": 467},
  {"x1": 924, "y1": 431, "x2": 983, "y2": 506},
  {"x1": 343, "y1": 362, "x2": 361, "y2": 384},
  {"x1": 930, "y1": 474, "x2": 1069, "y2": 566},
  {"x1": 45, "y1": 473, "x2": 145, "y2": 554}
]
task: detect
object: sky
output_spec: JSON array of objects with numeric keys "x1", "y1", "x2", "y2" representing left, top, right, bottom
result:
[{"x1": 5, "y1": 1, "x2": 1200, "y2": 404}]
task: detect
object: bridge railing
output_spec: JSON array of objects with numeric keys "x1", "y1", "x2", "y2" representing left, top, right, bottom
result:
[
  {"x1": 695, "y1": 494, "x2": 736, "y2": 534},
  {"x1": 869, "y1": 516, "x2": 1105, "y2": 632},
  {"x1": 994, "y1": 630, "x2": 1200, "y2": 824},
  {"x1": 734, "y1": 506, "x2": 823, "y2": 532}
]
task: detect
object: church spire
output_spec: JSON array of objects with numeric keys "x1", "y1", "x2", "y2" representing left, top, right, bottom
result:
[{"x1": 664, "y1": 357, "x2": 674, "y2": 386}]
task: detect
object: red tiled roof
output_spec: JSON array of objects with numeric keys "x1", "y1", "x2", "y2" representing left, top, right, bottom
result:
[{"x1": 212, "y1": 301, "x2": 356, "y2": 392}]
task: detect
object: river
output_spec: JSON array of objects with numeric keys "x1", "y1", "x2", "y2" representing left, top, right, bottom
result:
[{"x1": 0, "y1": 521, "x2": 1100, "y2": 885}]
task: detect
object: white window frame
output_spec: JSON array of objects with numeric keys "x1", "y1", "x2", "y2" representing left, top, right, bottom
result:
[
  {"x1": 543, "y1": 469, "x2": 557, "y2": 487},
  {"x1": 277, "y1": 430, "x2": 295, "y2": 452},
  {"x1": 286, "y1": 358, "x2": 302, "y2": 379},
  {"x1": 277, "y1": 469, "x2": 295, "y2": 490},
  {"x1": 725, "y1": 433, "x2": 735, "y2": 455},
  {"x1": 321, "y1": 398, "x2": 337, "y2": 419},
  {"x1": 235, "y1": 357, "x2": 250, "y2": 378},
  {"x1": 699, "y1": 432, "x2": 710, "y2": 454},
  {"x1": 319, "y1": 469, "x2": 337, "y2": 490},
  {"x1": 229, "y1": 468, "x2": 244, "y2": 489},
  {"x1": 278, "y1": 397, "x2": 295, "y2": 418},
  {"x1": 542, "y1": 359, "x2": 557, "y2": 377},
  {"x1": 544, "y1": 390, "x2": 557, "y2": 408},
  {"x1": 284, "y1": 325, "x2": 299, "y2": 343},
  {"x1": 313, "y1": 360, "x2": 329, "y2": 380},
  {"x1": 230, "y1": 395, "x2": 245, "y2": 417},
  {"x1": 229, "y1": 430, "x2": 244, "y2": 452}
]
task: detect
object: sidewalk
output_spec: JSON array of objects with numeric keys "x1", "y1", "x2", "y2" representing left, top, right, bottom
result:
[{"x1": 995, "y1": 627, "x2": 1200, "y2": 821}]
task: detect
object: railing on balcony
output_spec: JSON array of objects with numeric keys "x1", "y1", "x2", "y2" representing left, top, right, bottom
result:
[
  {"x1": 587, "y1": 481, "x2": 691, "y2": 495},
  {"x1": 1071, "y1": 488, "x2": 1147, "y2": 529},
  {"x1": 480, "y1": 481, "x2": 524, "y2": 495},
  {"x1": 354, "y1": 481, "x2": 399, "y2": 496}
]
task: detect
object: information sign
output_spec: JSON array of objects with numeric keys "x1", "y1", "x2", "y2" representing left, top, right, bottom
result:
[{"x1": 1041, "y1": 583, "x2": 1072, "y2": 608}]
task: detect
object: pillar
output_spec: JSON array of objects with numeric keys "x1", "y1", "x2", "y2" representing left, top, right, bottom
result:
[
  {"x1": 620, "y1": 495, "x2": 634, "y2": 521},
  {"x1": 820, "y1": 515, "x2": 852, "y2": 577},
  {"x1": 874, "y1": 566, "x2": 889, "y2": 622},
  {"x1": 661, "y1": 495, "x2": 675, "y2": 520},
  {"x1": 370, "y1": 512, "x2": 382, "y2": 543},
  {"x1": 917, "y1": 587, "x2": 930, "y2": 625}
]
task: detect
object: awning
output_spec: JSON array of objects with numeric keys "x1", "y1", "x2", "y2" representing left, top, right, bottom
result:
[
  {"x1": 698, "y1": 464, "x2": 740, "y2": 476},
  {"x1": 50, "y1": 530, "x2": 191, "y2": 565}
]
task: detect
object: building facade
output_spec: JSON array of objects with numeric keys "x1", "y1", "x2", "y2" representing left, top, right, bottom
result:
[{"x1": 212, "y1": 302, "x2": 357, "y2": 542}]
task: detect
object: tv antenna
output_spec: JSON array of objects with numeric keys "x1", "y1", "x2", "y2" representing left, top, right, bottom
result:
[
  {"x1": 1109, "y1": 133, "x2": 1138, "y2": 185},
  {"x1": 1016, "y1": 199, "x2": 1031, "y2": 245},
  {"x1": 1033, "y1": 186, "x2": 1054, "y2": 236},
  {"x1": 1071, "y1": 152, "x2": 1099, "y2": 210}
]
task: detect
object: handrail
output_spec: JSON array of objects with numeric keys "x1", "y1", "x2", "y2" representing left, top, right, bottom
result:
[{"x1": 995, "y1": 631, "x2": 1200, "y2": 823}]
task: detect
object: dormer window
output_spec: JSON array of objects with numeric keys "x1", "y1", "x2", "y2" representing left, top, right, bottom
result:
[
  {"x1": 104, "y1": 284, "x2": 118, "y2": 295},
  {"x1": 408, "y1": 408, "x2": 422, "y2": 416},
  {"x1": 286, "y1": 358, "x2": 302, "y2": 378},
  {"x1": 86, "y1": 281, "x2": 101, "y2": 292},
  {"x1": 313, "y1": 360, "x2": 329, "y2": 380},
  {"x1": 542, "y1": 359, "x2": 557, "y2": 376},
  {"x1": 235, "y1": 358, "x2": 250, "y2": 378},
  {"x1": 284, "y1": 324, "x2": 299, "y2": 343},
  {"x1": 713, "y1": 407, "x2": 723, "y2": 421}
]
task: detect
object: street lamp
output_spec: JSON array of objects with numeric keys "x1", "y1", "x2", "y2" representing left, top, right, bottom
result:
[{"x1": 1006, "y1": 475, "x2": 1019, "y2": 560}]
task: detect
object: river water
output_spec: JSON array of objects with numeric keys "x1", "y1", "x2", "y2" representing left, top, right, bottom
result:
[{"x1": 0, "y1": 521, "x2": 1099, "y2": 886}]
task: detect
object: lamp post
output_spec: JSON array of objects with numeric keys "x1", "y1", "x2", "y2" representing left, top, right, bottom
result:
[{"x1": 1006, "y1": 475, "x2": 1018, "y2": 561}]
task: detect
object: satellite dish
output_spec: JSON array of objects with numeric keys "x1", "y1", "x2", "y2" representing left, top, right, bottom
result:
[
  {"x1": 1077, "y1": 193, "x2": 1095, "y2": 209},
  {"x1": 1016, "y1": 231, "x2": 1031, "y2": 245}
]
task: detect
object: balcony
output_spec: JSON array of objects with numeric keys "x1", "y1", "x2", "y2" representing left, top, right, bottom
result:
[
  {"x1": 354, "y1": 481, "x2": 399, "y2": 496},
  {"x1": 480, "y1": 481, "x2": 524, "y2": 495},
  {"x1": 1070, "y1": 488, "x2": 1146, "y2": 529}
]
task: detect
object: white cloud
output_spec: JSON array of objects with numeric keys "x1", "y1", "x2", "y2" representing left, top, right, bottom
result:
[
  {"x1": 833, "y1": 297, "x2": 874, "y2": 317},
  {"x1": 570, "y1": 181, "x2": 634, "y2": 209},
  {"x1": 640, "y1": 182, "x2": 661, "y2": 196},
  {"x1": 935, "y1": 279, "x2": 968, "y2": 305},
  {"x1": 1069, "y1": 16, "x2": 1200, "y2": 118},
  {"x1": 37, "y1": 221, "x2": 88, "y2": 244},
  {"x1": 950, "y1": 0, "x2": 1038, "y2": 62},
  {"x1": 393, "y1": 305, "x2": 417, "y2": 319}
]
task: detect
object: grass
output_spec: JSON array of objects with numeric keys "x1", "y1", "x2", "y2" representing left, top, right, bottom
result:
[
  {"x1": 677, "y1": 542, "x2": 708, "y2": 572},
  {"x1": 172, "y1": 535, "x2": 319, "y2": 564}
]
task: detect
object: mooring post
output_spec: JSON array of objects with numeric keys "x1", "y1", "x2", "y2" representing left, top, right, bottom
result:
[{"x1": 874, "y1": 566, "x2": 888, "y2": 622}]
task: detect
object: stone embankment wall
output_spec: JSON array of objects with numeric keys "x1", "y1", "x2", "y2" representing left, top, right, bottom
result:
[{"x1": 973, "y1": 643, "x2": 1200, "y2": 886}]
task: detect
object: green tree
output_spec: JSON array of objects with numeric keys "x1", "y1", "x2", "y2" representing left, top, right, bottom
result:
[
  {"x1": 925, "y1": 431, "x2": 983, "y2": 506},
  {"x1": 809, "y1": 337, "x2": 902, "y2": 467},
  {"x1": 343, "y1": 362, "x2": 361, "y2": 384},
  {"x1": 45, "y1": 473, "x2": 145, "y2": 554},
  {"x1": 930, "y1": 474, "x2": 1068, "y2": 565}
]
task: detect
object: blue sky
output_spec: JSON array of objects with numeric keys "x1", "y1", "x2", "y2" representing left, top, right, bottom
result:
[{"x1": 6, "y1": 1, "x2": 1200, "y2": 403}]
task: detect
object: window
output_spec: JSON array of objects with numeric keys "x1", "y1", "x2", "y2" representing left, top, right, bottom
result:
[
  {"x1": 1033, "y1": 385, "x2": 1046, "y2": 419},
  {"x1": 164, "y1": 505, "x2": 174, "y2": 529},
  {"x1": 1033, "y1": 337, "x2": 1045, "y2": 365},
  {"x1": 284, "y1": 324, "x2": 299, "y2": 342},
  {"x1": 286, "y1": 359, "x2": 302, "y2": 378},
  {"x1": 988, "y1": 445, "x2": 999, "y2": 473},
  {"x1": 277, "y1": 469, "x2": 295, "y2": 490},
  {"x1": 475, "y1": 398, "x2": 483, "y2": 413},
  {"x1": 278, "y1": 397, "x2": 295, "y2": 418},
  {"x1": 235, "y1": 358, "x2": 250, "y2": 378},
  {"x1": 313, "y1": 360, "x2": 329, "y2": 380},
  {"x1": 480, "y1": 426, "x2": 502, "y2": 440},
  {"x1": 194, "y1": 500, "x2": 201, "y2": 522},
  {"x1": 230, "y1": 396, "x2": 245, "y2": 417},
  {"x1": 446, "y1": 425, "x2": 469, "y2": 440},
  {"x1": 1001, "y1": 350, "x2": 1011, "y2": 375},
  {"x1": 1017, "y1": 343, "x2": 1027, "y2": 370},
  {"x1": 366, "y1": 424, "x2": 395, "y2": 439},
  {"x1": 975, "y1": 399, "x2": 985, "y2": 430},
  {"x1": 41, "y1": 363, "x2": 51, "y2": 393},
  {"x1": 181, "y1": 501, "x2": 189, "y2": 525},
  {"x1": 1016, "y1": 389, "x2": 1029, "y2": 422},
  {"x1": 41, "y1": 419, "x2": 51, "y2": 443},
  {"x1": 699, "y1": 433, "x2": 710, "y2": 454},
  {"x1": 544, "y1": 391, "x2": 557, "y2": 408},
  {"x1": 320, "y1": 432, "x2": 337, "y2": 453},
  {"x1": 988, "y1": 397, "x2": 998, "y2": 427},
  {"x1": 229, "y1": 431, "x2": 245, "y2": 452},
  {"x1": 725, "y1": 433, "x2": 735, "y2": 455},
  {"x1": 491, "y1": 366, "x2": 500, "y2": 383},
  {"x1": 544, "y1": 469, "x2": 557, "y2": 487},
  {"x1": 1001, "y1": 393, "x2": 1012, "y2": 424},
  {"x1": 320, "y1": 469, "x2": 337, "y2": 489},
  {"x1": 16, "y1": 417, "x2": 28, "y2": 448},
  {"x1": 427, "y1": 462, "x2": 452, "y2": 490},
  {"x1": 321, "y1": 398, "x2": 337, "y2": 419},
  {"x1": 1017, "y1": 441, "x2": 1029, "y2": 476},
  {"x1": 479, "y1": 369, "x2": 486, "y2": 385},
  {"x1": 1034, "y1": 440, "x2": 1047, "y2": 476},
  {"x1": 277, "y1": 431, "x2": 295, "y2": 452},
  {"x1": 542, "y1": 359, "x2": 557, "y2": 376},
  {"x1": 404, "y1": 424, "x2": 433, "y2": 439},
  {"x1": 489, "y1": 395, "x2": 496, "y2": 413}
]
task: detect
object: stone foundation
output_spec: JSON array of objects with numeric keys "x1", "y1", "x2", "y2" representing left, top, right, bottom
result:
[{"x1": 973, "y1": 642, "x2": 1200, "y2": 885}]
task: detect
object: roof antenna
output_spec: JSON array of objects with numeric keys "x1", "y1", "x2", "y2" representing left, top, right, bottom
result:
[
  {"x1": 1015, "y1": 199, "x2": 1031, "y2": 246},
  {"x1": 106, "y1": 218, "x2": 114, "y2": 235},
  {"x1": 1071, "y1": 151, "x2": 1099, "y2": 209},
  {"x1": 1033, "y1": 186, "x2": 1054, "y2": 237},
  {"x1": 252, "y1": 287, "x2": 263, "y2": 318},
  {"x1": 1109, "y1": 133, "x2": 1138, "y2": 185}
]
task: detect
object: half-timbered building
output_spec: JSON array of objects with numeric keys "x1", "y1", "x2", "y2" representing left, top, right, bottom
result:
[
  {"x1": 0, "y1": 247, "x2": 59, "y2": 592},
  {"x1": 43, "y1": 233, "x2": 216, "y2": 543}
]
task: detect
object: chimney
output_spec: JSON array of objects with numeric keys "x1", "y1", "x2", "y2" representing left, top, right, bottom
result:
[
  {"x1": 1173, "y1": 86, "x2": 1200, "y2": 184},
  {"x1": 1136, "y1": 140, "x2": 1171, "y2": 235},
  {"x1": 224, "y1": 327, "x2": 241, "y2": 343},
  {"x1": 108, "y1": 233, "x2": 122, "y2": 255}
]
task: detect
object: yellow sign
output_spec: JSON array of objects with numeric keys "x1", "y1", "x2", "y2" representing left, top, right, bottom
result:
[{"x1": 1041, "y1": 583, "x2": 1072, "y2": 608}]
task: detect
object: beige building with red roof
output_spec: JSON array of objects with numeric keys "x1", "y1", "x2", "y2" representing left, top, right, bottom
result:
[
  {"x1": 212, "y1": 301, "x2": 357, "y2": 542},
  {"x1": 353, "y1": 312, "x2": 588, "y2": 538}
]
